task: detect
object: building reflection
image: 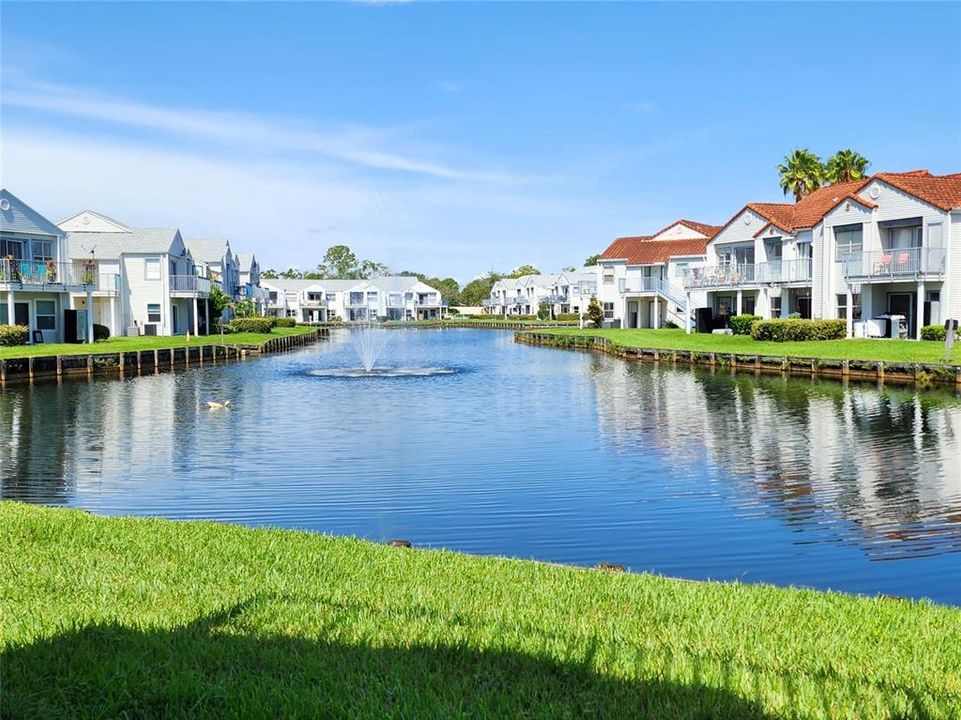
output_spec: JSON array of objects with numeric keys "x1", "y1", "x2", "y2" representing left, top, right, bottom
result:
[{"x1": 589, "y1": 356, "x2": 961, "y2": 560}]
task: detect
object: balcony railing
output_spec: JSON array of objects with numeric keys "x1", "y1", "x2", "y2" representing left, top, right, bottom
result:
[
  {"x1": 684, "y1": 259, "x2": 813, "y2": 289},
  {"x1": 0, "y1": 259, "x2": 93, "y2": 287},
  {"x1": 414, "y1": 296, "x2": 443, "y2": 307},
  {"x1": 96, "y1": 273, "x2": 121, "y2": 293},
  {"x1": 763, "y1": 259, "x2": 812, "y2": 284},
  {"x1": 840, "y1": 247, "x2": 946, "y2": 279},
  {"x1": 170, "y1": 275, "x2": 212, "y2": 295},
  {"x1": 540, "y1": 294, "x2": 569, "y2": 304}
]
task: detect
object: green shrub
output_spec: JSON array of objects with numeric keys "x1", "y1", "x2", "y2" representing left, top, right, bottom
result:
[
  {"x1": 556, "y1": 313, "x2": 580, "y2": 322},
  {"x1": 663, "y1": 321, "x2": 679, "y2": 329},
  {"x1": 729, "y1": 314, "x2": 761, "y2": 335},
  {"x1": 536, "y1": 303, "x2": 551, "y2": 321},
  {"x1": 921, "y1": 325, "x2": 946, "y2": 341},
  {"x1": 0, "y1": 324, "x2": 29, "y2": 346},
  {"x1": 93, "y1": 323, "x2": 110, "y2": 341},
  {"x1": 751, "y1": 318, "x2": 847, "y2": 342},
  {"x1": 225, "y1": 317, "x2": 276, "y2": 334},
  {"x1": 274, "y1": 317, "x2": 297, "y2": 328}
]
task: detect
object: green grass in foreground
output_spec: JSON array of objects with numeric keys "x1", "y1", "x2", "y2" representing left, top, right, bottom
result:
[
  {"x1": 0, "y1": 326, "x2": 315, "y2": 359},
  {"x1": 541, "y1": 327, "x2": 961, "y2": 365},
  {"x1": 2, "y1": 504, "x2": 959, "y2": 719}
]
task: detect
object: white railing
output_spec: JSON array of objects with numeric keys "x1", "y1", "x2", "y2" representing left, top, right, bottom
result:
[
  {"x1": 1, "y1": 259, "x2": 93, "y2": 287},
  {"x1": 619, "y1": 277, "x2": 687, "y2": 309},
  {"x1": 170, "y1": 275, "x2": 212, "y2": 294},
  {"x1": 97, "y1": 273, "x2": 121, "y2": 292},
  {"x1": 762, "y1": 259, "x2": 812, "y2": 284},
  {"x1": 840, "y1": 247, "x2": 946, "y2": 279}
]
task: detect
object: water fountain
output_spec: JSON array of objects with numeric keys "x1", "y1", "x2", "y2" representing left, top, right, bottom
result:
[{"x1": 308, "y1": 321, "x2": 456, "y2": 378}]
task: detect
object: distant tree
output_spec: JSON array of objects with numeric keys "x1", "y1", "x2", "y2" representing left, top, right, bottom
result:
[
  {"x1": 508, "y1": 264, "x2": 540, "y2": 278},
  {"x1": 459, "y1": 271, "x2": 503, "y2": 306},
  {"x1": 318, "y1": 245, "x2": 359, "y2": 278},
  {"x1": 233, "y1": 298, "x2": 257, "y2": 318},
  {"x1": 261, "y1": 268, "x2": 279, "y2": 279},
  {"x1": 359, "y1": 259, "x2": 391, "y2": 279},
  {"x1": 584, "y1": 254, "x2": 600, "y2": 267},
  {"x1": 562, "y1": 266, "x2": 576, "y2": 273},
  {"x1": 778, "y1": 149, "x2": 825, "y2": 201},
  {"x1": 586, "y1": 296, "x2": 604, "y2": 328},
  {"x1": 825, "y1": 149, "x2": 870, "y2": 184},
  {"x1": 208, "y1": 286, "x2": 232, "y2": 320},
  {"x1": 280, "y1": 268, "x2": 303, "y2": 279}
]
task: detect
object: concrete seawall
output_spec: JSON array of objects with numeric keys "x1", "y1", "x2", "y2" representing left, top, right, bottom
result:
[
  {"x1": 516, "y1": 332, "x2": 961, "y2": 391},
  {"x1": 0, "y1": 328, "x2": 327, "y2": 387}
]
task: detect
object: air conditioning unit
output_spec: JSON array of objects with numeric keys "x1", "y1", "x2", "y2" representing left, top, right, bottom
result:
[{"x1": 143, "y1": 323, "x2": 159, "y2": 336}]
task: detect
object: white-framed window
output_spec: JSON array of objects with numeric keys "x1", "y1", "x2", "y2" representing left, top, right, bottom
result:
[
  {"x1": 674, "y1": 263, "x2": 689, "y2": 279},
  {"x1": 33, "y1": 240, "x2": 54, "y2": 261},
  {"x1": 837, "y1": 293, "x2": 862, "y2": 321},
  {"x1": 326, "y1": 292, "x2": 336, "y2": 301},
  {"x1": 147, "y1": 303, "x2": 162, "y2": 323},
  {"x1": 603, "y1": 302, "x2": 614, "y2": 319},
  {"x1": 0, "y1": 238, "x2": 24, "y2": 259},
  {"x1": 770, "y1": 296, "x2": 782, "y2": 318},
  {"x1": 834, "y1": 224, "x2": 863, "y2": 261},
  {"x1": 603, "y1": 270, "x2": 614, "y2": 285},
  {"x1": 145, "y1": 258, "x2": 161, "y2": 280},
  {"x1": 35, "y1": 300, "x2": 56, "y2": 330}
]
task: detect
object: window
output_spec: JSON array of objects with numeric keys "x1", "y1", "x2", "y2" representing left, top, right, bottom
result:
[
  {"x1": 674, "y1": 263, "x2": 689, "y2": 279},
  {"x1": 770, "y1": 296, "x2": 782, "y2": 318},
  {"x1": 326, "y1": 292, "x2": 336, "y2": 301},
  {"x1": 602, "y1": 270, "x2": 614, "y2": 285},
  {"x1": 836, "y1": 294, "x2": 862, "y2": 321},
  {"x1": 145, "y1": 258, "x2": 161, "y2": 280},
  {"x1": 0, "y1": 238, "x2": 24, "y2": 259},
  {"x1": 743, "y1": 296, "x2": 756, "y2": 315},
  {"x1": 307, "y1": 292, "x2": 322, "y2": 301},
  {"x1": 269, "y1": 292, "x2": 278, "y2": 302},
  {"x1": 35, "y1": 300, "x2": 56, "y2": 330},
  {"x1": 886, "y1": 225, "x2": 922, "y2": 250},
  {"x1": 33, "y1": 241, "x2": 54, "y2": 261},
  {"x1": 603, "y1": 302, "x2": 614, "y2": 319},
  {"x1": 834, "y1": 224, "x2": 863, "y2": 261},
  {"x1": 366, "y1": 291, "x2": 377, "y2": 302},
  {"x1": 0, "y1": 305, "x2": 7, "y2": 324},
  {"x1": 147, "y1": 303, "x2": 161, "y2": 323}
]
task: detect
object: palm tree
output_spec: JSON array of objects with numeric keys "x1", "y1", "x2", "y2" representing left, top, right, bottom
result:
[
  {"x1": 825, "y1": 149, "x2": 870, "y2": 184},
  {"x1": 778, "y1": 149, "x2": 825, "y2": 201}
]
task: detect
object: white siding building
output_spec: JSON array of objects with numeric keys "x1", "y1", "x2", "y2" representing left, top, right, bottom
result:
[{"x1": 262, "y1": 276, "x2": 446, "y2": 322}]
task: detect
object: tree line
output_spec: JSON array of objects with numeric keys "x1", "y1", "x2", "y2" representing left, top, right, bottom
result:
[{"x1": 777, "y1": 148, "x2": 870, "y2": 201}]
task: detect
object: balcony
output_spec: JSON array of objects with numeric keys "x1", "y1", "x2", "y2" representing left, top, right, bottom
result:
[
  {"x1": 540, "y1": 294, "x2": 569, "y2": 304},
  {"x1": 840, "y1": 247, "x2": 946, "y2": 281},
  {"x1": 683, "y1": 259, "x2": 813, "y2": 289},
  {"x1": 170, "y1": 275, "x2": 212, "y2": 297},
  {"x1": 619, "y1": 277, "x2": 664, "y2": 293},
  {"x1": 0, "y1": 259, "x2": 93, "y2": 289},
  {"x1": 95, "y1": 273, "x2": 121, "y2": 294},
  {"x1": 763, "y1": 259, "x2": 812, "y2": 284},
  {"x1": 302, "y1": 298, "x2": 326, "y2": 309},
  {"x1": 414, "y1": 296, "x2": 444, "y2": 307}
]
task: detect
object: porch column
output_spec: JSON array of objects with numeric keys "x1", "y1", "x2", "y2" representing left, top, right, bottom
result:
[
  {"x1": 916, "y1": 281, "x2": 925, "y2": 340},
  {"x1": 736, "y1": 289, "x2": 743, "y2": 316},
  {"x1": 685, "y1": 291, "x2": 692, "y2": 334},
  {"x1": 110, "y1": 296, "x2": 117, "y2": 337},
  {"x1": 653, "y1": 296, "x2": 660, "y2": 329},
  {"x1": 6, "y1": 290, "x2": 13, "y2": 325},
  {"x1": 86, "y1": 286, "x2": 94, "y2": 343},
  {"x1": 192, "y1": 299, "x2": 199, "y2": 336},
  {"x1": 846, "y1": 288, "x2": 854, "y2": 338},
  {"x1": 204, "y1": 301, "x2": 210, "y2": 335}
]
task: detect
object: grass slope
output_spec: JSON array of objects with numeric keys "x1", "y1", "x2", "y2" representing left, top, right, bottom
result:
[
  {"x1": 0, "y1": 326, "x2": 315, "y2": 359},
  {"x1": 540, "y1": 328, "x2": 961, "y2": 365},
  {"x1": 2, "y1": 504, "x2": 959, "y2": 719}
]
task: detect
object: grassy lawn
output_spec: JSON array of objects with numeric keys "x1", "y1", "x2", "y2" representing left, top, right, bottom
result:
[
  {"x1": 539, "y1": 328, "x2": 961, "y2": 365},
  {"x1": 3, "y1": 504, "x2": 959, "y2": 719},
  {"x1": 0, "y1": 326, "x2": 316, "y2": 359}
]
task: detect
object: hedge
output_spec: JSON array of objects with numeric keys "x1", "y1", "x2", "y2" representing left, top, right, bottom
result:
[
  {"x1": 751, "y1": 318, "x2": 847, "y2": 342},
  {"x1": 729, "y1": 314, "x2": 762, "y2": 336},
  {"x1": 274, "y1": 317, "x2": 297, "y2": 328},
  {"x1": 0, "y1": 324, "x2": 29, "y2": 346},
  {"x1": 556, "y1": 313, "x2": 580, "y2": 321},
  {"x1": 93, "y1": 323, "x2": 110, "y2": 341},
  {"x1": 224, "y1": 317, "x2": 276, "y2": 334},
  {"x1": 921, "y1": 324, "x2": 947, "y2": 341}
]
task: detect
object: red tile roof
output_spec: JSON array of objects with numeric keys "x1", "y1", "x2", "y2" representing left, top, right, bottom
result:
[
  {"x1": 872, "y1": 170, "x2": 961, "y2": 211},
  {"x1": 599, "y1": 219, "x2": 719, "y2": 265}
]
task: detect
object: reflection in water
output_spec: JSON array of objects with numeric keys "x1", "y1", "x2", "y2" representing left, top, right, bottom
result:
[
  {"x1": 2, "y1": 329, "x2": 960, "y2": 604},
  {"x1": 590, "y1": 358, "x2": 961, "y2": 563}
]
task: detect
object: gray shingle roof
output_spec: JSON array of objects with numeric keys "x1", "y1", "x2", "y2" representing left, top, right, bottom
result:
[
  {"x1": 184, "y1": 238, "x2": 230, "y2": 264},
  {"x1": 65, "y1": 228, "x2": 181, "y2": 258},
  {"x1": 235, "y1": 252, "x2": 256, "y2": 270},
  {"x1": 0, "y1": 189, "x2": 63, "y2": 238}
]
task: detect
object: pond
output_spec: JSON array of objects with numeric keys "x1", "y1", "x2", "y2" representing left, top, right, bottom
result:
[{"x1": 3, "y1": 328, "x2": 960, "y2": 605}]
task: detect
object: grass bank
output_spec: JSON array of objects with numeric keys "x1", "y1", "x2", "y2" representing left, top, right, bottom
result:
[
  {"x1": 3, "y1": 503, "x2": 959, "y2": 719},
  {"x1": 0, "y1": 326, "x2": 315, "y2": 360},
  {"x1": 539, "y1": 327, "x2": 961, "y2": 365}
]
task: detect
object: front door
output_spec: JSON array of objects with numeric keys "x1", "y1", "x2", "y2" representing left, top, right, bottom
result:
[
  {"x1": 796, "y1": 296, "x2": 812, "y2": 319},
  {"x1": 628, "y1": 301, "x2": 638, "y2": 329},
  {"x1": 14, "y1": 302, "x2": 29, "y2": 326},
  {"x1": 172, "y1": 305, "x2": 179, "y2": 334}
]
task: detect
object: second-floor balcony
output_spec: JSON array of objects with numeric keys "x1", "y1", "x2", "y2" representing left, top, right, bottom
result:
[
  {"x1": 840, "y1": 247, "x2": 946, "y2": 281},
  {"x1": 683, "y1": 259, "x2": 813, "y2": 289},
  {"x1": 0, "y1": 259, "x2": 93, "y2": 289},
  {"x1": 415, "y1": 295, "x2": 444, "y2": 307},
  {"x1": 94, "y1": 273, "x2": 121, "y2": 294},
  {"x1": 540, "y1": 294, "x2": 569, "y2": 304},
  {"x1": 170, "y1": 275, "x2": 212, "y2": 296}
]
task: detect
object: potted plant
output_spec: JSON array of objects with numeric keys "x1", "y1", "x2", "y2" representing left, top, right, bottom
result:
[
  {"x1": 4, "y1": 255, "x2": 20, "y2": 283},
  {"x1": 45, "y1": 259, "x2": 58, "y2": 283},
  {"x1": 81, "y1": 259, "x2": 96, "y2": 285}
]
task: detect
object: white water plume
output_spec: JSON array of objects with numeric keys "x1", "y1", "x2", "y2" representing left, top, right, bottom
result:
[{"x1": 349, "y1": 325, "x2": 391, "y2": 372}]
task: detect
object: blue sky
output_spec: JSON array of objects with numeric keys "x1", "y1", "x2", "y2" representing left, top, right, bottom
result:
[{"x1": 2, "y1": 2, "x2": 959, "y2": 281}]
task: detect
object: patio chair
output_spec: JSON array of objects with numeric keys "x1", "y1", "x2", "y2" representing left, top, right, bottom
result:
[
  {"x1": 874, "y1": 254, "x2": 891, "y2": 275},
  {"x1": 896, "y1": 252, "x2": 910, "y2": 273}
]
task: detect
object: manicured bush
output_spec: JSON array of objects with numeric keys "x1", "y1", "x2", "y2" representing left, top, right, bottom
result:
[
  {"x1": 557, "y1": 313, "x2": 580, "y2": 322},
  {"x1": 536, "y1": 303, "x2": 551, "y2": 321},
  {"x1": 224, "y1": 316, "x2": 276, "y2": 334},
  {"x1": 751, "y1": 318, "x2": 847, "y2": 342},
  {"x1": 273, "y1": 317, "x2": 296, "y2": 328},
  {"x1": 0, "y1": 324, "x2": 29, "y2": 346},
  {"x1": 921, "y1": 324, "x2": 947, "y2": 341},
  {"x1": 93, "y1": 323, "x2": 110, "y2": 341},
  {"x1": 729, "y1": 314, "x2": 762, "y2": 336}
]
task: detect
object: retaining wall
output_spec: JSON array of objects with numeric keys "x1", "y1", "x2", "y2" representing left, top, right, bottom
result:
[
  {"x1": 516, "y1": 332, "x2": 961, "y2": 390},
  {"x1": 0, "y1": 329, "x2": 326, "y2": 387}
]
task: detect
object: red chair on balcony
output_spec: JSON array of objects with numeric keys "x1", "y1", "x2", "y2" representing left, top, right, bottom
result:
[
  {"x1": 895, "y1": 252, "x2": 910, "y2": 273},
  {"x1": 874, "y1": 254, "x2": 891, "y2": 275}
]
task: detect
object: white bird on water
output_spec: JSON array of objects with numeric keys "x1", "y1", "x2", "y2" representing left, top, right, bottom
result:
[{"x1": 206, "y1": 400, "x2": 231, "y2": 410}]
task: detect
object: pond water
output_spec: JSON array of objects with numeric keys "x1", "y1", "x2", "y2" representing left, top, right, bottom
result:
[{"x1": 3, "y1": 329, "x2": 960, "y2": 605}]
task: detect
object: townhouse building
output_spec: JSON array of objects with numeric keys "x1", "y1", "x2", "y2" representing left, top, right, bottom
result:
[
  {"x1": 1, "y1": 189, "x2": 95, "y2": 343},
  {"x1": 485, "y1": 274, "x2": 559, "y2": 316},
  {"x1": 684, "y1": 170, "x2": 961, "y2": 339},
  {"x1": 262, "y1": 276, "x2": 446, "y2": 323},
  {"x1": 550, "y1": 268, "x2": 598, "y2": 316},
  {"x1": 235, "y1": 252, "x2": 268, "y2": 313},
  {"x1": 595, "y1": 220, "x2": 720, "y2": 329}
]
